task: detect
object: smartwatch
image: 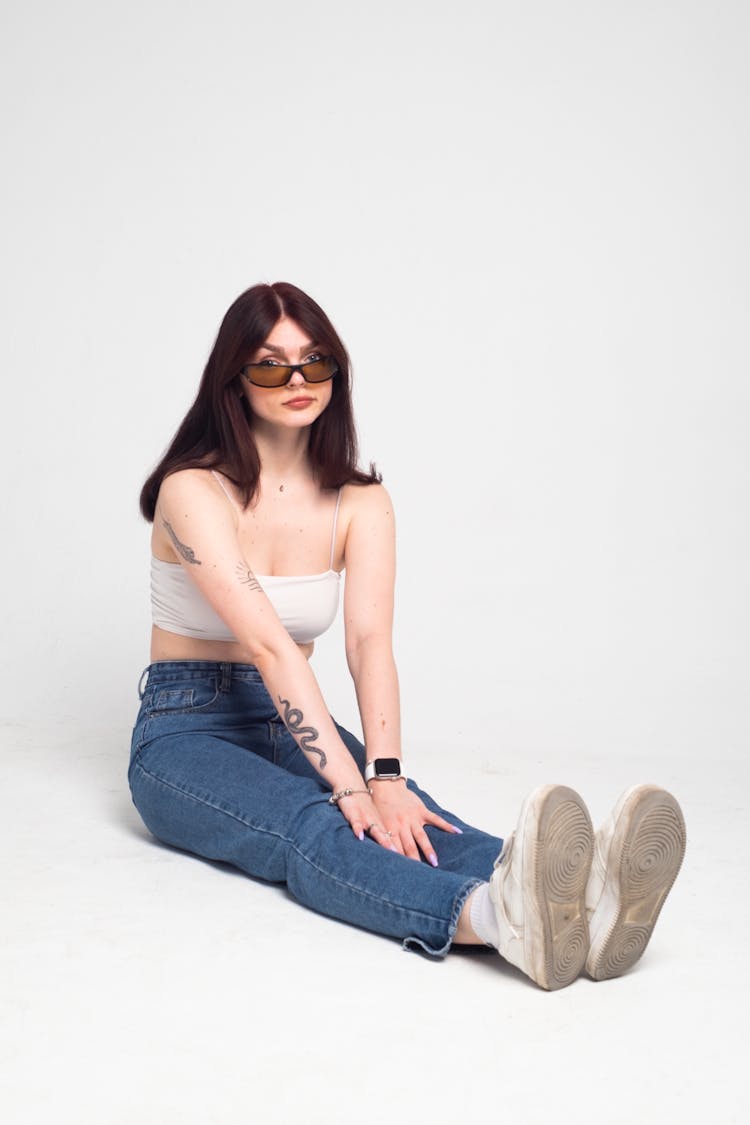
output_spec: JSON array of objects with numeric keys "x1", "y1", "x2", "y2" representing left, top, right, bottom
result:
[{"x1": 365, "y1": 758, "x2": 406, "y2": 783}]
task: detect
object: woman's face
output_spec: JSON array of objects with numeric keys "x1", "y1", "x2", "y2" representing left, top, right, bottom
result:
[{"x1": 242, "y1": 317, "x2": 334, "y2": 431}]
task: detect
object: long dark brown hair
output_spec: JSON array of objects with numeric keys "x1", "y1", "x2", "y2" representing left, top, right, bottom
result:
[{"x1": 140, "y1": 282, "x2": 381, "y2": 521}]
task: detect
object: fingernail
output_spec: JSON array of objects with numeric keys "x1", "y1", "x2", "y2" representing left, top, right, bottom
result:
[
  {"x1": 358, "y1": 830, "x2": 364, "y2": 841},
  {"x1": 452, "y1": 826, "x2": 463, "y2": 834},
  {"x1": 390, "y1": 845, "x2": 399, "y2": 853},
  {"x1": 429, "y1": 853, "x2": 439, "y2": 867}
]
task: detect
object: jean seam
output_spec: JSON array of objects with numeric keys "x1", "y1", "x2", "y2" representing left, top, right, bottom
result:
[
  {"x1": 269, "y1": 720, "x2": 279, "y2": 765},
  {"x1": 132, "y1": 758, "x2": 458, "y2": 928},
  {"x1": 133, "y1": 722, "x2": 150, "y2": 758}
]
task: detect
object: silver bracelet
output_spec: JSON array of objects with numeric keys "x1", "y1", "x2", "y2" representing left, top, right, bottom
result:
[{"x1": 328, "y1": 787, "x2": 373, "y2": 806}]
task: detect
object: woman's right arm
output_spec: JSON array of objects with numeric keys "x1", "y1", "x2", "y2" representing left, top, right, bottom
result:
[{"x1": 155, "y1": 470, "x2": 393, "y2": 847}]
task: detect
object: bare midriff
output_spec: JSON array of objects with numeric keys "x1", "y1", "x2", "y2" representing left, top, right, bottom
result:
[{"x1": 150, "y1": 625, "x2": 314, "y2": 665}]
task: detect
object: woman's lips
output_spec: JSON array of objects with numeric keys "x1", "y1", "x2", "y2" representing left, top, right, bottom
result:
[{"x1": 284, "y1": 397, "x2": 314, "y2": 408}]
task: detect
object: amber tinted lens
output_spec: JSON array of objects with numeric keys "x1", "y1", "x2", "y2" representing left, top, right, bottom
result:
[
  {"x1": 243, "y1": 364, "x2": 293, "y2": 387},
  {"x1": 242, "y1": 357, "x2": 338, "y2": 387},
  {"x1": 301, "y1": 357, "x2": 338, "y2": 382}
]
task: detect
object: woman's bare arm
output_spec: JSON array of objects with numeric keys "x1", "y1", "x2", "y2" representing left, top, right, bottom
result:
[
  {"x1": 343, "y1": 483, "x2": 402, "y2": 764},
  {"x1": 157, "y1": 470, "x2": 366, "y2": 798},
  {"x1": 343, "y1": 484, "x2": 459, "y2": 861}
]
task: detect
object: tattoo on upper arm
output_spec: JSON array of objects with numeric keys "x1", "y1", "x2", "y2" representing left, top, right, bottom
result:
[
  {"x1": 236, "y1": 562, "x2": 263, "y2": 592},
  {"x1": 163, "y1": 519, "x2": 202, "y2": 565},
  {"x1": 278, "y1": 695, "x2": 327, "y2": 769}
]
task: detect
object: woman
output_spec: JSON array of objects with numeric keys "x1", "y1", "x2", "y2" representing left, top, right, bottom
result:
[{"x1": 129, "y1": 281, "x2": 686, "y2": 990}]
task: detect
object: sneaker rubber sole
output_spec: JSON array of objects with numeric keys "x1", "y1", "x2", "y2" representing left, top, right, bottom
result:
[
  {"x1": 586, "y1": 785, "x2": 686, "y2": 981},
  {"x1": 521, "y1": 785, "x2": 594, "y2": 990}
]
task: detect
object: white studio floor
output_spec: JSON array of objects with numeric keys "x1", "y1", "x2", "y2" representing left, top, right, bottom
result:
[{"x1": 1, "y1": 719, "x2": 746, "y2": 1125}]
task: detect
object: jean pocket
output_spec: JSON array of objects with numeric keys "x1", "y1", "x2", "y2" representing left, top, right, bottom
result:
[{"x1": 148, "y1": 677, "x2": 220, "y2": 716}]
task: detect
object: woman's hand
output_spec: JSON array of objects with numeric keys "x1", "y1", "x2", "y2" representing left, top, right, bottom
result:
[
  {"x1": 334, "y1": 783, "x2": 461, "y2": 865},
  {"x1": 370, "y1": 783, "x2": 459, "y2": 865},
  {"x1": 336, "y1": 790, "x2": 400, "y2": 853}
]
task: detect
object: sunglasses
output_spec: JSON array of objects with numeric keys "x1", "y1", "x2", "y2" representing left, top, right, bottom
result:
[{"x1": 240, "y1": 356, "x2": 339, "y2": 388}]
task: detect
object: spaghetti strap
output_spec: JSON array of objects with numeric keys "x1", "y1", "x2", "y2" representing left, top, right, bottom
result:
[
  {"x1": 211, "y1": 470, "x2": 241, "y2": 514},
  {"x1": 329, "y1": 488, "x2": 343, "y2": 570}
]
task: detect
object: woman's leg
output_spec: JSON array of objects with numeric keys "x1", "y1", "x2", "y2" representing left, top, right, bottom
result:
[
  {"x1": 268, "y1": 714, "x2": 505, "y2": 881},
  {"x1": 333, "y1": 723, "x2": 504, "y2": 947},
  {"x1": 128, "y1": 662, "x2": 492, "y2": 956}
]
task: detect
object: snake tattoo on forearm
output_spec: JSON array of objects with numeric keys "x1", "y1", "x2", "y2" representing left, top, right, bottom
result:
[{"x1": 278, "y1": 695, "x2": 327, "y2": 769}]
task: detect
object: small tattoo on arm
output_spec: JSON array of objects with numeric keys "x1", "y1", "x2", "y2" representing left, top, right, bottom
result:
[
  {"x1": 236, "y1": 562, "x2": 263, "y2": 592},
  {"x1": 278, "y1": 695, "x2": 327, "y2": 769},
  {"x1": 163, "y1": 519, "x2": 202, "y2": 565}
]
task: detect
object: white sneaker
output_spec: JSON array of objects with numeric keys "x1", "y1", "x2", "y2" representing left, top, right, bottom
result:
[
  {"x1": 489, "y1": 784, "x2": 594, "y2": 990},
  {"x1": 586, "y1": 785, "x2": 686, "y2": 981}
]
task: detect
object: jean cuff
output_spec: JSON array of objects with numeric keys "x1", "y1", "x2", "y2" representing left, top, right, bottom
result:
[{"x1": 400, "y1": 877, "x2": 486, "y2": 958}]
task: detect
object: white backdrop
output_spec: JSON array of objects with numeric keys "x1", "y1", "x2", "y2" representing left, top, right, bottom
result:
[{"x1": 1, "y1": 0, "x2": 747, "y2": 765}]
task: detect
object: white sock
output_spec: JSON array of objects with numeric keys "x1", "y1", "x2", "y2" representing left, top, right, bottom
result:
[{"x1": 469, "y1": 883, "x2": 499, "y2": 949}]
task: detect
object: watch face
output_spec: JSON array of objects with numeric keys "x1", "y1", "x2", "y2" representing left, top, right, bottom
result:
[{"x1": 375, "y1": 758, "x2": 401, "y2": 777}]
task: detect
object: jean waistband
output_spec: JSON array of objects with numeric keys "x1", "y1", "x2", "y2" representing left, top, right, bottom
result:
[{"x1": 138, "y1": 660, "x2": 263, "y2": 698}]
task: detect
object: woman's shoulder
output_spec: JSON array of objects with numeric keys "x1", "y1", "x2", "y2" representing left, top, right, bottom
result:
[
  {"x1": 158, "y1": 466, "x2": 225, "y2": 494},
  {"x1": 156, "y1": 467, "x2": 233, "y2": 517},
  {"x1": 340, "y1": 480, "x2": 393, "y2": 519},
  {"x1": 339, "y1": 482, "x2": 395, "y2": 542}
]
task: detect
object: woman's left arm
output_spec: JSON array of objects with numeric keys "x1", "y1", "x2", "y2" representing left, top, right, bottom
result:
[{"x1": 343, "y1": 484, "x2": 459, "y2": 863}]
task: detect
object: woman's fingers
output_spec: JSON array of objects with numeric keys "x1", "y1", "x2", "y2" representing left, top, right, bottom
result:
[
  {"x1": 348, "y1": 816, "x2": 366, "y2": 842},
  {"x1": 394, "y1": 822, "x2": 438, "y2": 866},
  {"x1": 395, "y1": 826, "x2": 420, "y2": 862},
  {"x1": 425, "y1": 809, "x2": 463, "y2": 835},
  {"x1": 336, "y1": 794, "x2": 400, "y2": 852},
  {"x1": 338, "y1": 794, "x2": 372, "y2": 843},
  {"x1": 367, "y1": 822, "x2": 401, "y2": 853},
  {"x1": 336, "y1": 792, "x2": 459, "y2": 863},
  {"x1": 413, "y1": 826, "x2": 439, "y2": 867}
]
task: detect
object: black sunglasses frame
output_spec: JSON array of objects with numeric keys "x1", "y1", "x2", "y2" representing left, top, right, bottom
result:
[{"x1": 239, "y1": 357, "x2": 339, "y2": 388}]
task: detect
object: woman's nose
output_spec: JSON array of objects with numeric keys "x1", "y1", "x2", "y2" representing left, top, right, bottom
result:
[{"x1": 287, "y1": 367, "x2": 307, "y2": 387}]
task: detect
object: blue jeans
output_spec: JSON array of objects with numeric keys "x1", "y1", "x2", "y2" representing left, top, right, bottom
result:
[{"x1": 128, "y1": 661, "x2": 503, "y2": 955}]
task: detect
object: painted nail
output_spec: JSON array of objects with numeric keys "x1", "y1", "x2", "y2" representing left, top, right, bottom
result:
[
  {"x1": 429, "y1": 853, "x2": 439, "y2": 867},
  {"x1": 452, "y1": 826, "x2": 463, "y2": 834},
  {"x1": 358, "y1": 830, "x2": 365, "y2": 841},
  {"x1": 390, "y1": 845, "x2": 399, "y2": 853}
]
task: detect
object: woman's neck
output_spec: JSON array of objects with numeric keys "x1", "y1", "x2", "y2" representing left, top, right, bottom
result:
[{"x1": 250, "y1": 422, "x2": 314, "y2": 491}]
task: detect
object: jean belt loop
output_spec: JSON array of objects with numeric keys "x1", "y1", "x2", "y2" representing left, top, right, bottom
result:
[
  {"x1": 219, "y1": 662, "x2": 232, "y2": 692},
  {"x1": 137, "y1": 667, "x2": 150, "y2": 700}
]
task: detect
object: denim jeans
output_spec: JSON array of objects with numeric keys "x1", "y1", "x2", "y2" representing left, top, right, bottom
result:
[{"x1": 128, "y1": 661, "x2": 503, "y2": 956}]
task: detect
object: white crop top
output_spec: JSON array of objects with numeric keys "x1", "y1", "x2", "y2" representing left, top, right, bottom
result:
[{"x1": 151, "y1": 478, "x2": 342, "y2": 645}]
